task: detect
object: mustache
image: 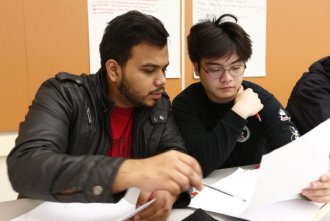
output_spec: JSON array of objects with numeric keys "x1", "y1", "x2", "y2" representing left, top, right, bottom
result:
[{"x1": 150, "y1": 86, "x2": 165, "y2": 95}]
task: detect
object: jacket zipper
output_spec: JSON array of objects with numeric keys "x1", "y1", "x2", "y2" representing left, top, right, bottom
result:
[{"x1": 86, "y1": 107, "x2": 92, "y2": 124}]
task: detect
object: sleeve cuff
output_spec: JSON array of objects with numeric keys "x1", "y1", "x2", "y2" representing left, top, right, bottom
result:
[
  {"x1": 173, "y1": 189, "x2": 192, "y2": 208},
  {"x1": 222, "y1": 110, "x2": 247, "y2": 133}
]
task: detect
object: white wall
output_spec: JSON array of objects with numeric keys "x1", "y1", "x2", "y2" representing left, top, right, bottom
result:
[
  {"x1": 0, "y1": 132, "x2": 18, "y2": 202},
  {"x1": 0, "y1": 132, "x2": 17, "y2": 156}
]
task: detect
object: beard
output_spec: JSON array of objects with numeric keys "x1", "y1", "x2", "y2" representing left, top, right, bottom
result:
[{"x1": 118, "y1": 75, "x2": 164, "y2": 107}]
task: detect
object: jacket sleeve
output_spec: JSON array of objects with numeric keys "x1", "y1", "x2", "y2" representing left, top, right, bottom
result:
[
  {"x1": 172, "y1": 94, "x2": 247, "y2": 177},
  {"x1": 7, "y1": 78, "x2": 126, "y2": 203},
  {"x1": 258, "y1": 92, "x2": 299, "y2": 151},
  {"x1": 286, "y1": 73, "x2": 330, "y2": 134}
]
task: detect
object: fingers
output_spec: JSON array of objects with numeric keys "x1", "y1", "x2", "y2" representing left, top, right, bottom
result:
[
  {"x1": 320, "y1": 173, "x2": 330, "y2": 182},
  {"x1": 177, "y1": 152, "x2": 203, "y2": 178},
  {"x1": 136, "y1": 192, "x2": 152, "y2": 208},
  {"x1": 128, "y1": 151, "x2": 202, "y2": 196},
  {"x1": 167, "y1": 172, "x2": 190, "y2": 195},
  {"x1": 134, "y1": 194, "x2": 157, "y2": 221},
  {"x1": 159, "y1": 151, "x2": 202, "y2": 194},
  {"x1": 237, "y1": 85, "x2": 244, "y2": 94},
  {"x1": 308, "y1": 176, "x2": 330, "y2": 191},
  {"x1": 301, "y1": 188, "x2": 330, "y2": 203},
  {"x1": 134, "y1": 199, "x2": 166, "y2": 221},
  {"x1": 133, "y1": 191, "x2": 174, "y2": 221},
  {"x1": 301, "y1": 176, "x2": 330, "y2": 203},
  {"x1": 175, "y1": 153, "x2": 203, "y2": 191},
  {"x1": 150, "y1": 151, "x2": 202, "y2": 195},
  {"x1": 245, "y1": 88, "x2": 263, "y2": 110},
  {"x1": 232, "y1": 88, "x2": 263, "y2": 119}
]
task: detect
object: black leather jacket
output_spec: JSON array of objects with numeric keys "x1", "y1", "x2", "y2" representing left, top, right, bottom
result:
[
  {"x1": 7, "y1": 70, "x2": 187, "y2": 204},
  {"x1": 286, "y1": 56, "x2": 330, "y2": 135}
]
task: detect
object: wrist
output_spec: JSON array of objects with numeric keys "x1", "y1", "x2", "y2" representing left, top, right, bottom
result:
[
  {"x1": 231, "y1": 106, "x2": 249, "y2": 119},
  {"x1": 112, "y1": 159, "x2": 139, "y2": 192}
]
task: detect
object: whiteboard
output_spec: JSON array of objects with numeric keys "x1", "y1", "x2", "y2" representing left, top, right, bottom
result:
[
  {"x1": 193, "y1": 0, "x2": 267, "y2": 77},
  {"x1": 87, "y1": 0, "x2": 181, "y2": 78}
]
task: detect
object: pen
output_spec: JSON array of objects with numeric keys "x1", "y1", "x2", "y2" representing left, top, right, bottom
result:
[
  {"x1": 256, "y1": 112, "x2": 262, "y2": 122},
  {"x1": 202, "y1": 182, "x2": 246, "y2": 202},
  {"x1": 191, "y1": 191, "x2": 199, "y2": 198}
]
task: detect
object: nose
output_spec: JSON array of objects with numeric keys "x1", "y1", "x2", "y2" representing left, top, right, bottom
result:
[
  {"x1": 220, "y1": 70, "x2": 232, "y2": 82},
  {"x1": 155, "y1": 70, "x2": 166, "y2": 86}
]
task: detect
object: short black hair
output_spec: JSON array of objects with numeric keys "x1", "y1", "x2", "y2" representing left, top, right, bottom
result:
[
  {"x1": 187, "y1": 14, "x2": 252, "y2": 63},
  {"x1": 99, "y1": 10, "x2": 169, "y2": 71}
]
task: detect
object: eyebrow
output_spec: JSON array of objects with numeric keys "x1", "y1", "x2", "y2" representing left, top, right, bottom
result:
[
  {"x1": 142, "y1": 63, "x2": 169, "y2": 69},
  {"x1": 205, "y1": 59, "x2": 243, "y2": 66}
]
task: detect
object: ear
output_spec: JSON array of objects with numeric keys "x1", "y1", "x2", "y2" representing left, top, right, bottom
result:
[
  {"x1": 193, "y1": 63, "x2": 200, "y2": 76},
  {"x1": 105, "y1": 59, "x2": 120, "y2": 82}
]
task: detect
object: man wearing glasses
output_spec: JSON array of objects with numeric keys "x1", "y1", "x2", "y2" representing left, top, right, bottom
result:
[
  {"x1": 172, "y1": 14, "x2": 299, "y2": 177},
  {"x1": 173, "y1": 14, "x2": 330, "y2": 203}
]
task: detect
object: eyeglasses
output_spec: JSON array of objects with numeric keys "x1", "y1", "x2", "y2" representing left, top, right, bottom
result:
[{"x1": 199, "y1": 63, "x2": 246, "y2": 79}]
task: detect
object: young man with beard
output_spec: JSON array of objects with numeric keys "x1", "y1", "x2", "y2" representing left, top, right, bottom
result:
[{"x1": 7, "y1": 11, "x2": 202, "y2": 221}]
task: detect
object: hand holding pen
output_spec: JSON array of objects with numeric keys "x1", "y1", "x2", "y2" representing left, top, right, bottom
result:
[{"x1": 134, "y1": 190, "x2": 176, "y2": 221}]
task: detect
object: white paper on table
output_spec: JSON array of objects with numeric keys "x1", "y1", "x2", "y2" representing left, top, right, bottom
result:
[
  {"x1": 243, "y1": 198, "x2": 323, "y2": 221},
  {"x1": 189, "y1": 168, "x2": 256, "y2": 217},
  {"x1": 189, "y1": 118, "x2": 330, "y2": 221},
  {"x1": 10, "y1": 198, "x2": 155, "y2": 221},
  {"x1": 190, "y1": 186, "x2": 248, "y2": 216},
  {"x1": 212, "y1": 167, "x2": 259, "y2": 200}
]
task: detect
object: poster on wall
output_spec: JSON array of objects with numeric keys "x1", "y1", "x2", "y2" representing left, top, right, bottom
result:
[
  {"x1": 193, "y1": 0, "x2": 267, "y2": 77},
  {"x1": 87, "y1": 0, "x2": 181, "y2": 78}
]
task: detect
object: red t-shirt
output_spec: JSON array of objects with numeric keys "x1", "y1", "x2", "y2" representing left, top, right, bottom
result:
[{"x1": 107, "y1": 106, "x2": 133, "y2": 158}]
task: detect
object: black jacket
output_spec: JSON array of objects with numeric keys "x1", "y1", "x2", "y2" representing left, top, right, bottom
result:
[
  {"x1": 173, "y1": 81, "x2": 299, "y2": 177},
  {"x1": 286, "y1": 56, "x2": 330, "y2": 135},
  {"x1": 7, "y1": 70, "x2": 188, "y2": 205}
]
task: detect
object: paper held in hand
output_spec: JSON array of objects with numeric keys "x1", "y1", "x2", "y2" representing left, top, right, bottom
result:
[{"x1": 189, "y1": 118, "x2": 330, "y2": 221}]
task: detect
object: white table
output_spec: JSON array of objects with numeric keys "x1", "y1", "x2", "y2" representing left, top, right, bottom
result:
[{"x1": 1, "y1": 166, "x2": 329, "y2": 221}]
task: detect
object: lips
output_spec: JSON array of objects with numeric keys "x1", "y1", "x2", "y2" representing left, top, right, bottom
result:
[
  {"x1": 220, "y1": 86, "x2": 233, "y2": 90},
  {"x1": 150, "y1": 90, "x2": 163, "y2": 98},
  {"x1": 150, "y1": 87, "x2": 164, "y2": 95}
]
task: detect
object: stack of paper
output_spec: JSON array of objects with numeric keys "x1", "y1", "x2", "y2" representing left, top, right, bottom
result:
[
  {"x1": 11, "y1": 198, "x2": 155, "y2": 221},
  {"x1": 189, "y1": 118, "x2": 330, "y2": 221}
]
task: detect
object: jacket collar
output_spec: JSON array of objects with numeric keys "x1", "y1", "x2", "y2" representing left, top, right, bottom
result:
[{"x1": 96, "y1": 69, "x2": 115, "y2": 111}]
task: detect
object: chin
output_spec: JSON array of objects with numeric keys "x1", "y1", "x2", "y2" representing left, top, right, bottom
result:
[
  {"x1": 140, "y1": 99, "x2": 157, "y2": 108},
  {"x1": 215, "y1": 94, "x2": 235, "y2": 103}
]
